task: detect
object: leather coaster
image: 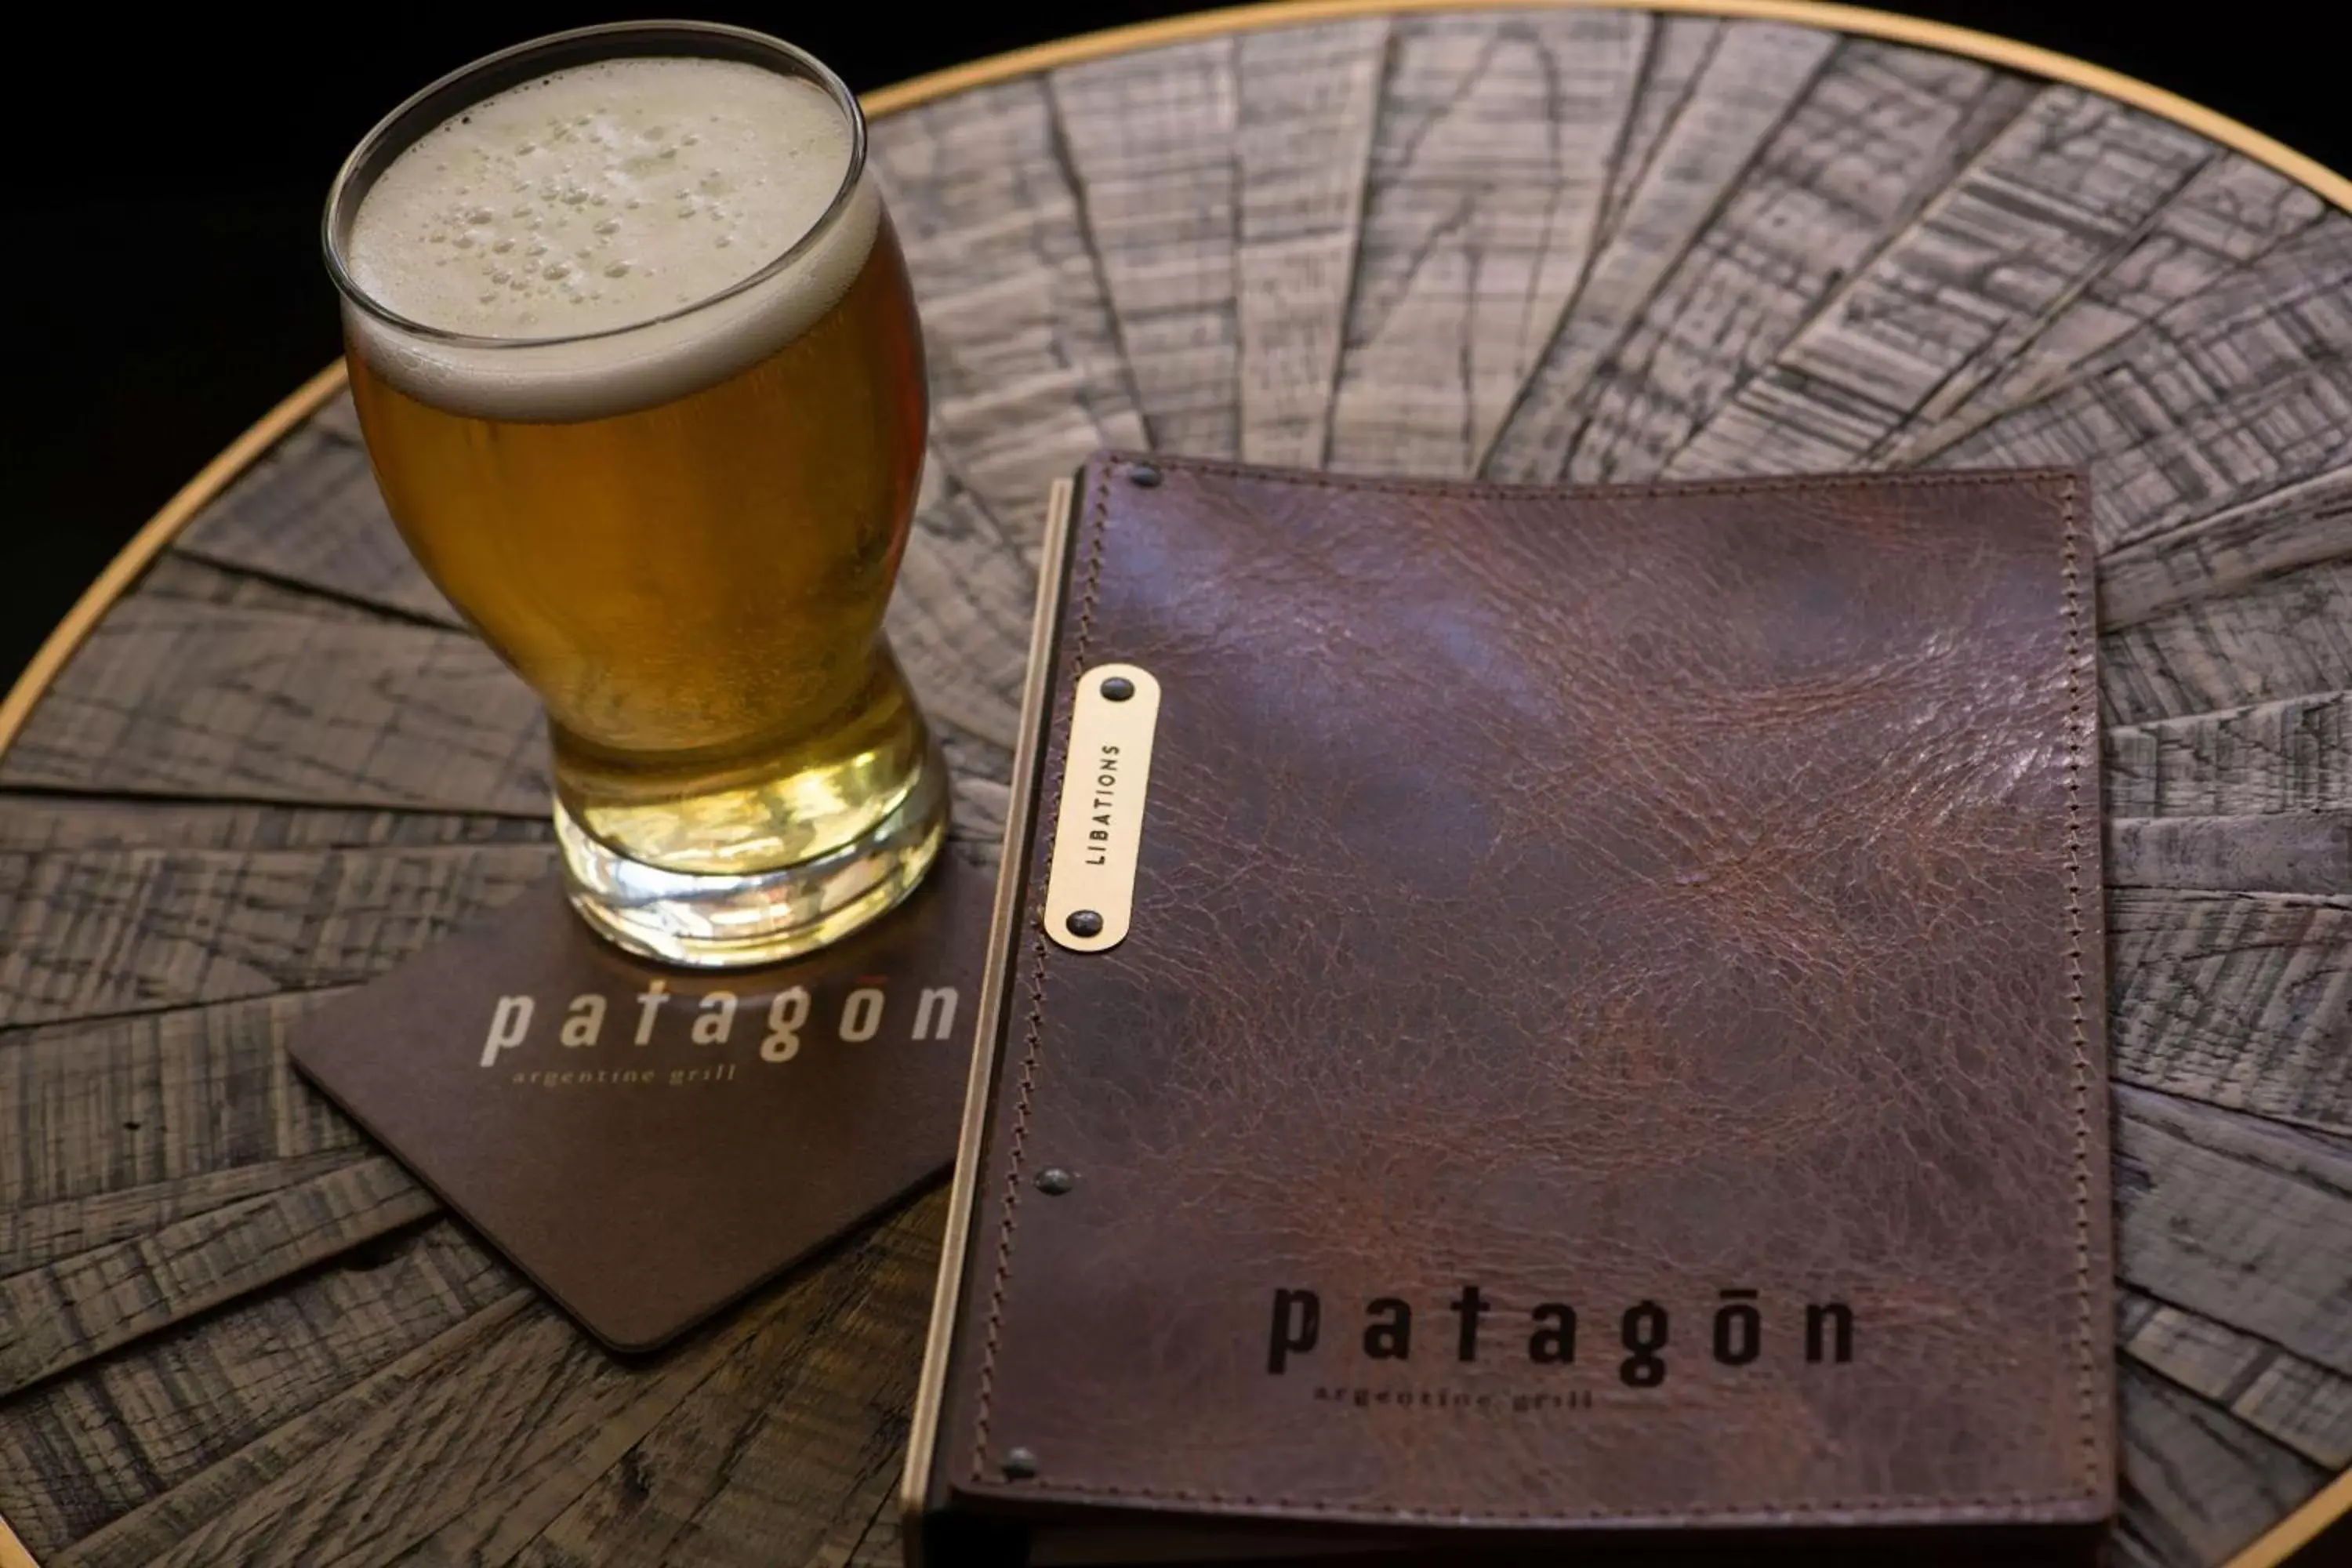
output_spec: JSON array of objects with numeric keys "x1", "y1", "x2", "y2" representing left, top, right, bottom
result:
[{"x1": 291, "y1": 844, "x2": 993, "y2": 1352}]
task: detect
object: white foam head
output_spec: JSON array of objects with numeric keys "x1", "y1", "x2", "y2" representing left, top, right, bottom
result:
[{"x1": 339, "y1": 54, "x2": 877, "y2": 423}]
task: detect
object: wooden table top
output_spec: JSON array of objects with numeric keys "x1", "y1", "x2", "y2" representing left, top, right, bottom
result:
[{"x1": 2, "y1": 4, "x2": 2347, "y2": 1565}]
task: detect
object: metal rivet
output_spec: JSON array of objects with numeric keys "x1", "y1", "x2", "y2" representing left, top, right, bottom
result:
[
  {"x1": 1065, "y1": 909, "x2": 1104, "y2": 938},
  {"x1": 1002, "y1": 1446, "x2": 1040, "y2": 1480},
  {"x1": 1100, "y1": 676, "x2": 1134, "y2": 702},
  {"x1": 1128, "y1": 463, "x2": 1162, "y2": 488},
  {"x1": 1036, "y1": 1167, "x2": 1076, "y2": 1195}
]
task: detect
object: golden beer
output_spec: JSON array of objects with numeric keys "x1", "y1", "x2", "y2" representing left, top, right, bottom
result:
[{"x1": 327, "y1": 25, "x2": 944, "y2": 965}]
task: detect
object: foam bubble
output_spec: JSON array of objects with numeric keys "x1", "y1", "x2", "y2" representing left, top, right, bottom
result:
[{"x1": 342, "y1": 56, "x2": 876, "y2": 423}]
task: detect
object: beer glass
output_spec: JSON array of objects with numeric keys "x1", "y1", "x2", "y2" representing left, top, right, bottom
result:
[{"x1": 323, "y1": 23, "x2": 944, "y2": 967}]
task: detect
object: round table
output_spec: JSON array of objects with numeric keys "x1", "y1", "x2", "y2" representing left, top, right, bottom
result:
[{"x1": 2, "y1": 4, "x2": 2347, "y2": 1565}]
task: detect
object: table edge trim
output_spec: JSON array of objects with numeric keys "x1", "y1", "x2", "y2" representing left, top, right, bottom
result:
[
  {"x1": 0, "y1": 359, "x2": 350, "y2": 761},
  {"x1": 867, "y1": 0, "x2": 2352, "y2": 216}
]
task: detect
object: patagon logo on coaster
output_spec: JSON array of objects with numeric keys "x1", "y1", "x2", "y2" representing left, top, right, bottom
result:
[{"x1": 474, "y1": 967, "x2": 967, "y2": 1087}]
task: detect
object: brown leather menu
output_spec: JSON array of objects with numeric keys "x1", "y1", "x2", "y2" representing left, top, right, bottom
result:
[{"x1": 905, "y1": 458, "x2": 2113, "y2": 1565}]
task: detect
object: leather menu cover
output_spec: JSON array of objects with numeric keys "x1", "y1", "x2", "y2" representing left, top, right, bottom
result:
[{"x1": 906, "y1": 459, "x2": 2112, "y2": 1562}]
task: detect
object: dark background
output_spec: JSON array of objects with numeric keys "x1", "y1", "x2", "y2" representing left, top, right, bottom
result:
[{"x1": 8, "y1": 0, "x2": 2348, "y2": 693}]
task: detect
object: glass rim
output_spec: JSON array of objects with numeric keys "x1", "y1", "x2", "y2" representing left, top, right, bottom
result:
[{"x1": 321, "y1": 19, "x2": 869, "y2": 353}]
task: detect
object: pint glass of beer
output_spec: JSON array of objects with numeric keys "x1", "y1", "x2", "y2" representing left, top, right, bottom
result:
[{"x1": 323, "y1": 23, "x2": 945, "y2": 967}]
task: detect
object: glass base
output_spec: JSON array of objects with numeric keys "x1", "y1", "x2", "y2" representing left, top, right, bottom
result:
[{"x1": 556, "y1": 739, "x2": 949, "y2": 968}]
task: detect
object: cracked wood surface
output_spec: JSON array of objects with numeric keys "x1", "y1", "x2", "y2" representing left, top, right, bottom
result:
[{"x1": 1, "y1": 11, "x2": 2347, "y2": 1566}]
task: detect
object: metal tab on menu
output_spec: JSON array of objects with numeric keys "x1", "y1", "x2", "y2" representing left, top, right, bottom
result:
[{"x1": 1043, "y1": 663, "x2": 1161, "y2": 953}]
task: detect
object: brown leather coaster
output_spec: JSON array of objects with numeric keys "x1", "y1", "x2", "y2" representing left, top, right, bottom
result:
[{"x1": 291, "y1": 844, "x2": 993, "y2": 1352}]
